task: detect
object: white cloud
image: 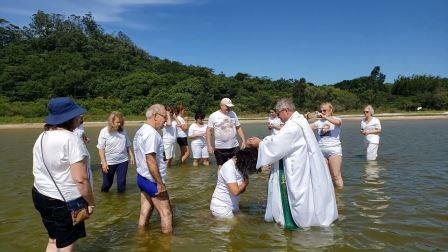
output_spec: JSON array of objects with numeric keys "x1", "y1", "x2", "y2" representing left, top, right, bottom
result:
[{"x1": 0, "y1": 0, "x2": 194, "y2": 29}]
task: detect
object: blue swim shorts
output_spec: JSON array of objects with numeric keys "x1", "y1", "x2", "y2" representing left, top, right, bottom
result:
[{"x1": 137, "y1": 174, "x2": 158, "y2": 197}]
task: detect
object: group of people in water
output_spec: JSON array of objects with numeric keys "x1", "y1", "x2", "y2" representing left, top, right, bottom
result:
[{"x1": 31, "y1": 96, "x2": 382, "y2": 251}]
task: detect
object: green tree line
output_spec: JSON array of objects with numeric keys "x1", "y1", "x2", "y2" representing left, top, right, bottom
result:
[{"x1": 1, "y1": 11, "x2": 447, "y2": 121}]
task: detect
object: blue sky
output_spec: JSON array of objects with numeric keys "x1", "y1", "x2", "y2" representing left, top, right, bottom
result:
[{"x1": 1, "y1": 0, "x2": 447, "y2": 84}]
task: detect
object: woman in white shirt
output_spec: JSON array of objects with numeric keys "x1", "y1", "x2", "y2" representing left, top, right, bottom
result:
[
  {"x1": 97, "y1": 111, "x2": 134, "y2": 193},
  {"x1": 162, "y1": 107, "x2": 177, "y2": 167},
  {"x1": 176, "y1": 104, "x2": 190, "y2": 164},
  {"x1": 32, "y1": 97, "x2": 95, "y2": 250},
  {"x1": 310, "y1": 102, "x2": 344, "y2": 188},
  {"x1": 188, "y1": 111, "x2": 209, "y2": 166},
  {"x1": 361, "y1": 105, "x2": 382, "y2": 161},
  {"x1": 210, "y1": 147, "x2": 258, "y2": 219},
  {"x1": 267, "y1": 109, "x2": 283, "y2": 135}
]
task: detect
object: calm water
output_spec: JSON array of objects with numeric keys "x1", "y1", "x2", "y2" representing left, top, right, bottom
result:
[{"x1": 0, "y1": 120, "x2": 447, "y2": 251}]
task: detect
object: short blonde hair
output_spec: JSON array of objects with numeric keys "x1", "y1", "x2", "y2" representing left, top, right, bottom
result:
[
  {"x1": 320, "y1": 102, "x2": 333, "y2": 114},
  {"x1": 108, "y1": 111, "x2": 124, "y2": 132},
  {"x1": 365, "y1": 105, "x2": 374, "y2": 115}
]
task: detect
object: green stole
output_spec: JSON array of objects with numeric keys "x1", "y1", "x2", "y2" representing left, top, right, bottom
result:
[{"x1": 279, "y1": 159, "x2": 300, "y2": 230}]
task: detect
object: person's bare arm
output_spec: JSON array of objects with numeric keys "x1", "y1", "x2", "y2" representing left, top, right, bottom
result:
[
  {"x1": 128, "y1": 147, "x2": 135, "y2": 165},
  {"x1": 236, "y1": 126, "x2": 246, "y2": 149},
  {"x1": 70, "y1": 158, "x2": 95, "y2": 213},
  {"x1": 206, "y1": 127, "x2": 214, "y2": 153},
  {"x1": 145, "y1": 153, "x2": 166, "y2": 195},
  {"x1": 227, "y1": 177, "x2": 249, "y2": 196},
  {"x1": 98, "y1": 148, "x2": 108, "y2": 172}
]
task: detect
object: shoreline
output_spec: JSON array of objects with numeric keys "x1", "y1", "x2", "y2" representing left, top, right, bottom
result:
[{"x1": 0, "y1": 113, "x2": 447, "y2": 129}]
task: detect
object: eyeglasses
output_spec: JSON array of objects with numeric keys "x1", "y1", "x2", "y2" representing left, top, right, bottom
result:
[
  {"x1": 320, "y1": 109, "x2": 327, "y2": 113},
  {"x1": 155, "y1": 113, "x2": 167, "y2": 120},
  {"x1": 363, "y1": 111, "x2": 370, "y2": 114},
  {"x1": 276, "y1": 109, "x2": 287, "y2": 116}
]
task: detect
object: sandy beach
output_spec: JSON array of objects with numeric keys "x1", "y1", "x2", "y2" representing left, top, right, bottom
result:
[{"x1": 0, "y1": 112, "x2": 446, "y2": 129}]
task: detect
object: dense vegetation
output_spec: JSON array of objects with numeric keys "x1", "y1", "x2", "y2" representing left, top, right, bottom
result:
[{"x1": 1, "y1": 12, "x2": 447, "y2": 121}]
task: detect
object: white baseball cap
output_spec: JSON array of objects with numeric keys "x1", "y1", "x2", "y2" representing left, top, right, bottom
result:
[{"x1": 220, "y1": 98, "x2": 234, "y2": 107}]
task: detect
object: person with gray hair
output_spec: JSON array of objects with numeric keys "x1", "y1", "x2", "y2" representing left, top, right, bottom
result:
[
  {"x1": 361, "y1": 105, "x2": 382, "y2": 161},
  {"x1": 134, "y1": 104, "x2": 173, "y2": 233},
  {"x1": 247, "y1": 98, "x2": 338, "y2": 229}
]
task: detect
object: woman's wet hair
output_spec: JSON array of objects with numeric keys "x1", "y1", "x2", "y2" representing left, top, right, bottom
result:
[
  {"x1": 235, "y1": 148, "x2": 259, "y2": 178},
  {"x1": 195, "y1": 111, "x2": 205, "y2": 120}
]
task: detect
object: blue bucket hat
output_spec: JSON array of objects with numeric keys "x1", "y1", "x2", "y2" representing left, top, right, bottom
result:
[{"x1": 45, "y1": 97, "x2": 86, "y2": 125}]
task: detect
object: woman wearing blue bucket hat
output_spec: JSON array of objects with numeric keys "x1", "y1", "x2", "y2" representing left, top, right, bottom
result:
[{"x1": 32, "y1": 97, "x2": 95, "y2": 251}]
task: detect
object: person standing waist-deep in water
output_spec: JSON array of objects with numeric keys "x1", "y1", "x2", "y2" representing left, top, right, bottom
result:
[
  {"x1": 32, "y1": 97, "x2": 95, "y2": 251},
  {"x1": 97, "y1": 111, "x2": 135, "y2": 193},
  {"x1": 206, "y1": 98, "x2": 246, "y2": 169}
]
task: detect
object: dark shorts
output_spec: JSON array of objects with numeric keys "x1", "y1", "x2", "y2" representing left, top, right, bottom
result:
[
  {"x1": 214, "y1": 147, "x2": 240, "y2": 166},
  {"x1": 177, "y1": 137, "x2": 188, "y2": 147},
  {"x1": 137, "y1": 174, "x2": 158, "y2": 197},
  {"x1": 32, "y1": 187, "x2": 86, "y2": 248}
]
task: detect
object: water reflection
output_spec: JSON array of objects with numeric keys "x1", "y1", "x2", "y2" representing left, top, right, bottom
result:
[{"x1": 358, "y1": 161, "x2": 390, "y2": 222}]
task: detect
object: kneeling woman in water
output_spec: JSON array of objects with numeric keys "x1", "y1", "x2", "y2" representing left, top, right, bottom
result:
[{"x1": 210, "y1": 147, "x2": 258, "y2": 218}]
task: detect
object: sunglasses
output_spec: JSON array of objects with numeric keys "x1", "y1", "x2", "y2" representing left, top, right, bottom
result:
[{"x1": 363, "y1": 111, "x2": 370, "y2": 114}]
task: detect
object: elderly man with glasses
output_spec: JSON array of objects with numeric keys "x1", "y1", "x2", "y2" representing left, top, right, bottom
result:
[
  {"x1": 247, "y1": 98, "x2": 338, "y2": 230},
  {"x1": 133, "y1": 104, "x2": 173, "y2": 234}
]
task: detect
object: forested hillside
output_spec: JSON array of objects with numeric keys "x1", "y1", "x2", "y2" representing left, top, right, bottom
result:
[{"x1": 1, "y1": 11, "x2": 447, "y2": 121}]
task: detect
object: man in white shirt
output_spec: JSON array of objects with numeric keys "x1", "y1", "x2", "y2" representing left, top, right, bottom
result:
[
  {"x1": 206, "y1": 98, "x2": 246, "y2": 168},
  {"x1": 133, "y1": 104, "x2": 172, "y2": 234},
  {"x1": 247, "y1": 98, "x2": 338, "y2": 229}
]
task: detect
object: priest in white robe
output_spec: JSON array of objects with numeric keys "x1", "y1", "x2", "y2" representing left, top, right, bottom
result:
[{"x1": 247, "y1": 98, "x2": 338, "y2": 229}]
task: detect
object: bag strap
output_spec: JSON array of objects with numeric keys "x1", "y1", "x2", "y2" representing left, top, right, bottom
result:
[{"x1": 40, "y1": 132, "x2": 67, "y2": 203}]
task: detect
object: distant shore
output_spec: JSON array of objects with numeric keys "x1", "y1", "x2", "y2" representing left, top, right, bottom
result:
[{"x1": 0, "y1": 112, "x2": 447, "y2": 129}]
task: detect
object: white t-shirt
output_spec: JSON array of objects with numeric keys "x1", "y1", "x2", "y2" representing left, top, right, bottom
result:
[
  {"x1": 96, "y1": 127, "x2": 131, "y2": 165},
  {"x1": 134, "y1": 124, "x2": 167, "y2": 183},
  {"x1": 188, "y1": 123, "x2": 207, "y2": 147},
  {"x1": 176, "y1": 116, "x2": 187, "y2": 138},
  {"x1": 207, "y1": 110, "x2": 241, "y2": 149},
  {"x1": 268, "y1": 116, "x2": 283, "y2": 135},
  {"x1": 162, "y1": 121, "x2": 177, "y2": 144},
  {"x1": 33, "y1": 130, "x2": 90, "y2": 201},
  {"x1": 210, "y1": 159, "x2": 243, "y2": 212},
  {"x1": 361, "y1": 117, "x2": 382, "y2": 144},
  {"x1": 313, "y1": 117, "x2": 342, "y2": 147}
]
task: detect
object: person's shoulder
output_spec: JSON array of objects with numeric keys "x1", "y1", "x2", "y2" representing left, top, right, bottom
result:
[{"x1": 229, "y1": 111, "x2": 238, "y2": 117}]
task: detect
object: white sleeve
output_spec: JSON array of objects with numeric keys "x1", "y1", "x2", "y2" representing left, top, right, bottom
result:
[
  {"x1": 69, "y1": 136, "x2": 88, "y2": 165},
  {"x1": 234, "y1": 113, "x2": 241, "y2": 127},
  {"x1": 375, "y1": 118, "x2": 382, "y2": 129},
  {"x1": 125, "y1": 130, "x2": 131, "y2": 148},
  {"x1": 96, "y1": 128, "x2": 106, "y2": 149},
  {"x1": 142, "y1": 133, "x2": 159, "y2": 155},
  {"x1": 188, "y1": 124, "x2": 194, "y2": 137},
  {"x1": 207, "y1": 114, "x2": 215, "y2": 128},
  {"x1": 256, "y1": 124, "x2": 303, "y2": 169},
  {"x1": 221, "y1": 165, "x2": 237, "y2": 183}
]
